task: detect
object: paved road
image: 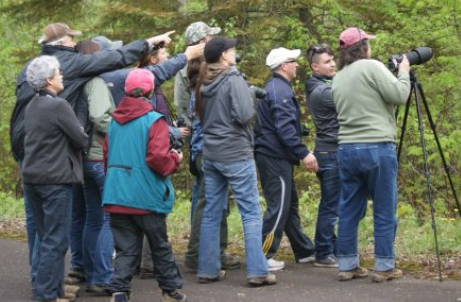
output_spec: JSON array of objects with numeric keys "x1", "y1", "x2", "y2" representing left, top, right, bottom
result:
[{"x1": 1, "y1": 237, "x2": 460, "y2": 302}]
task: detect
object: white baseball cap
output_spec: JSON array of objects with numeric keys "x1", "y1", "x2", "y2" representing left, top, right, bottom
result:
[{"x1": 266, "y1": 47, "x2": 301, "y2": 69}]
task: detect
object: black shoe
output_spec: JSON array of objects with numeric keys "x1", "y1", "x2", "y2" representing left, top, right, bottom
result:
[
  {"x1": 86, "y1": 284, "x2": 110, "y2": 296},
  {"x1": 110, "y1": 291, "x2": 130, "y2": 302},
  {"x1": 162, "y1": 289, "x2": 187, "y2": 302},
  {"x1": 198, "y1": 270, "x2": 226, "y2": 284},
  {"x1": 221, "y1": 253, "x2": 241, "y2": 270},
  {"x1": 314, "y1": 255, "x2": 338, "y2": 268},
  {"x1": 68, "y1": 267, "x2": 86, "y2": 282}
]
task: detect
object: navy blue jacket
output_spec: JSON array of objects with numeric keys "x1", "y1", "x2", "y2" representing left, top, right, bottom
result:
[
  {"x1": 254, "y1": 73, "x2": 309, "y2": 164},
  {"x1": 100, "y1": 53, "x2": 187, "y2": 106}
]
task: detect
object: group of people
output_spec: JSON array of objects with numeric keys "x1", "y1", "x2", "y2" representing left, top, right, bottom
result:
[{"x1": 10, "y1": 19, "x2": 411, "y2": 302}]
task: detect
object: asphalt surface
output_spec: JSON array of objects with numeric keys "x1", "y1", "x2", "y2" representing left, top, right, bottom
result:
[{"x1": 1, "y1": 237, "x2": 460, "y2": 302}]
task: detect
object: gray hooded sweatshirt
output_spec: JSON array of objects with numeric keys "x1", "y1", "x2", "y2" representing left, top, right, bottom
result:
[{"x1": 200, "y1": 67, "x2": 255, "y2": 162}]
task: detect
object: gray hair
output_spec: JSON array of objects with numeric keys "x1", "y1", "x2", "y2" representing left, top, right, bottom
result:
[{"x1": 26, "y1": 55, "x2": 60, "y2": 91}]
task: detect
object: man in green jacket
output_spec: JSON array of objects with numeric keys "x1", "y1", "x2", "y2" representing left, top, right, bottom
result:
[{"x1": 332, "y1": 27, "x2": 410, "y2": 283}]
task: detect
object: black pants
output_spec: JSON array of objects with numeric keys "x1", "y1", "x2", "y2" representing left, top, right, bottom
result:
[
  {"x1": 256, "y1": 153, "x2": 315, "y2": 260},
  {"x1": 107, "y1": 213, "x2": 182, "y2": 294}
]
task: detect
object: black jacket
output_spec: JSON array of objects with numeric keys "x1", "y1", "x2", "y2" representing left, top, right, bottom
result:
[
  {"x1": 254, "y1": 73, "x2": 309, "y2": 164},
  {"x1": 22, "y1": 90, "x2": 88, "y2": 184},
  {"x1": 305, "y1": 75, "x2": 339, "y2": 152},
  {"x1": 10, "y1": 40, "x2": 148, "y2": 161}
]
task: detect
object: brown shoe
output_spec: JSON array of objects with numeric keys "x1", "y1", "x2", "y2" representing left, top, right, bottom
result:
[
  {"x1": 198, "y1": 270, "x2": 226, "y2": 284},
  {"x1": 247, "y1": 273, "x2": 277, "y2": 287},
  {"x1": 338, "y1": 266, "x2": 369, "y2": 281},
  {"x1": 371, "y1": 268, "x2": 403, "y2": 283}
]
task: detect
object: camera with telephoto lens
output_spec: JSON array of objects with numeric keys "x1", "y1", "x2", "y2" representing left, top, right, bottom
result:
[
  {"x1": 235, "y1": 55, "x2": 267, "y2": 101},
  {"x1": 388, "y1": 47, "x2": 433, "y2": 71},
  {"x1": 169, "y1": 117, "x2": 186, "y2": 151}
]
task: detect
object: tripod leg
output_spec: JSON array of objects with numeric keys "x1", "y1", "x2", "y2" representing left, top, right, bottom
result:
[
  {"x1": 417, "y1": 82, "x2": 461, "y2": 217},
  {"x1": 412, "y1": 78, "x2": 443, "y2": 282},
  {"x1": 397, "y1": 88, "x2": 413, "y2": 162}
]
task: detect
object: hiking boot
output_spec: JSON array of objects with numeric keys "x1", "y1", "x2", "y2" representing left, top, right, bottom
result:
[
  {"x1": 221, "y1": 253, "x2": 241, "y2": 270},
  {"x1": 110, "y1": 292, "x2": 130, "y2": 302},
  {"x1": 162, "y1": 289, "x2": 187, "y2": 302},
  {"x1": 86, "y1": 284, "x2": 109, "y2": 295},
  {"x1": 60, "y1": 292, "x2": 76, "y2": 302},
  {"x1": 64, "y1": 276, "x2": 81, "y2": 285},
  {"x1": 247, "y1": 273, "x2": 277, "y2": 287},
  {"x1": 296, "y1": 255, "x2": 315, "y2": 264},
  {"x1": 371, "y1": 268, "x2": 403, "y2": 283},
  {"x1": 68, "y1": 268, "x2": 86, "y2": 282},
  {"x1": 338, "y1": 266, "x2": 369, "y2": 281},
  {"x1": 36, "y1": 299, "x2": 70, "y2": 302},
  {"x1": 314, "y1": 255, "x2": 338, "y2": 268},
  {"x1": 198, "y1": 270, "x2": 226, "y2": 284},
  {"x1": 64, "y1": 285, "x2": 80, "y2": 295},
  {"x1": 267, "y1": 258, "x2": 285, "y2": 272},
  {"x1": 139, "y1": 269, "x2": 155, "y2": 279}
]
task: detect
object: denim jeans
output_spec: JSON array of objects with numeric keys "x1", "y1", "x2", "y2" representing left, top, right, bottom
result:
[
  {"x1": 24, "y1": 184, "x2": 73, "y2": 301},
  {"x1": 70, "y1": 184, "x2": 86, "y2": 272},
  {"x1": 313, "y1": 151, "x2": 340, "y2": 259},
  {"x1": 82, "y1": 161, "x2": 114, "y2": 284},
  {"x1": 198, "y1": 159, "x2": 268, "y2": 278},
  {"x1": 337, "y1": 143, "x2": 398, "y2": 272},
  {"x1": 18, "y1": 159, "x2": 40, "y2": 292}
]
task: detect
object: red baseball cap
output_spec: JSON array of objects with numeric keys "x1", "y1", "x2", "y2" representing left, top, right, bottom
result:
[
  {"x1": 124, "y1": 69, "x2": 154, "y2": 96},
  {"x1": 339, "y1": 27, "x2": 376, "y2": 49}
]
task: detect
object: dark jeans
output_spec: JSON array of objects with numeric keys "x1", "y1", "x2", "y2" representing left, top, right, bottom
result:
[
  {"x1": 107, "y1": 213, "x2": 183, "y2": 294},
  {"x1": 24, "y1": 184, "x2": 73, "y2": 301},
  {"x1": 70, "y1": 184, "x2": 86, "y2": 272},
  {"x1": 256, "y1": 153, "x2": 315, "y2": 260},
  {"x1": 82, "y1": 161, "x2": 114, "y2": 284},
  {"x1": 18, "y1": 159, "x2": 40, "y2": 292},
  {"x1": 185, "y1": 154, "x2": 228, "y2": 268},
  {"x1": 314, "y1": 151, "x2": 339, "y2": 259}
]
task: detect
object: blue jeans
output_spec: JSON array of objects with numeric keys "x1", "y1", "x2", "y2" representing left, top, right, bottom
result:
[
  {"x1": 337, "y1": 143, "x2": 398, "y2": 272},
  {"x1": 19, "y1": 159, "x2": 41, "y2": 292},
  {"x1": 314, "y1": 151, "x2": 340, "y2": 259},
  {"x1": 198, "y1": 159, "x2": 268, "y2": 278},
  {"x1": 24, "y1": 184, "x2": 73, "y2": 301},
  {"x1": 82, "y1": 161, "x2": 114, "y2": 284}
]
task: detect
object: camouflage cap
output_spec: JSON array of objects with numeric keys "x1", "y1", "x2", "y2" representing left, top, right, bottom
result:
[{"x1": 185, "y1": 22, "x2": 221, "y2": 45}]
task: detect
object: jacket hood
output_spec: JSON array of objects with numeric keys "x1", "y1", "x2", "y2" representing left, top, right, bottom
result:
[
  {"x1": 201, "y1": 66, "x2": 240, "y2": 98},
  {"x1": 112, "y1": 96, "x2": 154, "y2": 124},
  {"x1": 305, "y1": 75, "x2": 333, "y2": 94}
]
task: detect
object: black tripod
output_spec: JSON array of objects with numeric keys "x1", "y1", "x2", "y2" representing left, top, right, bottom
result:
[{"x1": 397, "y1": 70, "x2": 461, "y2": 282}]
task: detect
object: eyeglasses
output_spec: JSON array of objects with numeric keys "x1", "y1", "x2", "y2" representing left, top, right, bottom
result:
[{"x1": 307, "y1": 44, "x2": 329, "y2": 64}]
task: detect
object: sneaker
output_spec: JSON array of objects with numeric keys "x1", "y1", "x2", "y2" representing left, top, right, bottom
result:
[
  {"x1": 371, "y1": 268, "x2": 403, "y2": 283},
  {"x1": 198, "y1": 270, "x2": 226, "y2": 284},
  {"x1": 221, "y1": 253, "x2": 241, "y2": 270},
  {"x1": 162, "y1": 289, "x2": 187, "y2": 302},
  {"x1": 139, "y1": 269, "x2": 155, "y2": 279},
  {"x1": 36, "y1": 299, "x2": 70, "y2": 302},
  {"x1": 247, "y1": 273, "x2": 277, "y2": 287},
  {"x1": 338, "y1": 266, "x2": 369, "y2": 281},
  {"x1": 314, "y1": 255, "x2": 338, "y2": 268},
  {"x1": 267, "y1": 258, "x2": 285, "y2": 271},
  {"x1": 296, "y1": 255, "x2": 315, "y2": 264},
  {"x1": 110, "y1": 292, "x2": 130, "y2": 302}
]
